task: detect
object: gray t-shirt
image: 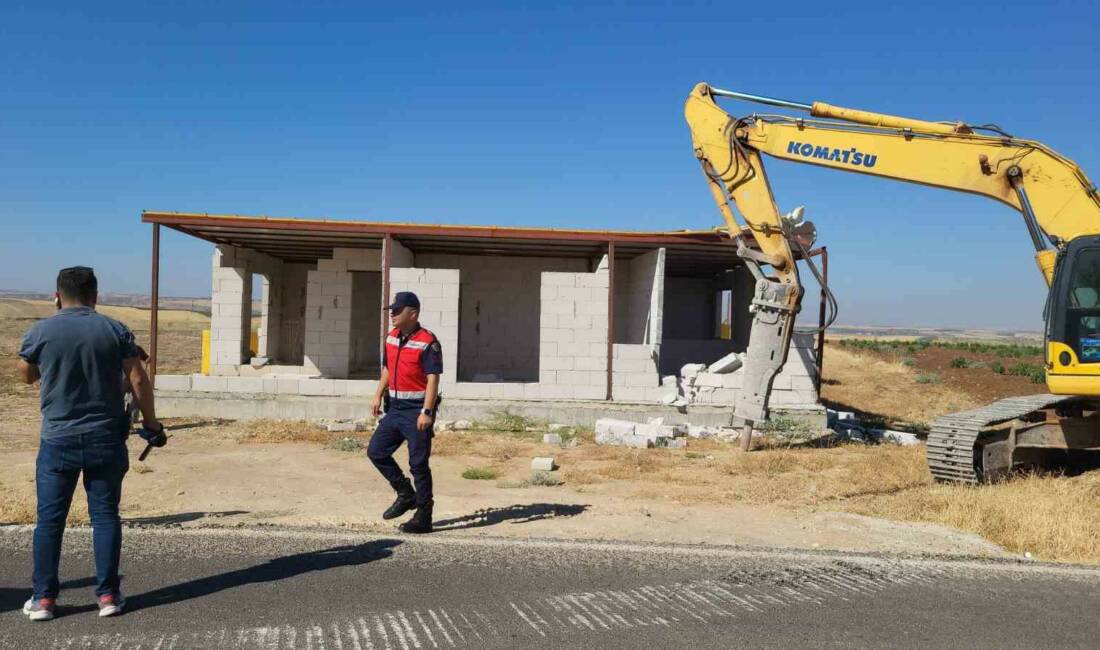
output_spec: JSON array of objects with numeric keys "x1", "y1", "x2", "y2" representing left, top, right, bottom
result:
[{"x1": 19, "y1": 306, "x2": 139, "y2": 439}]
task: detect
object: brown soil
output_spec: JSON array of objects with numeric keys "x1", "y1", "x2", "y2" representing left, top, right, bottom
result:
[{"x1": 910, "y1": 347, "x2": 1044, "y2": 404}]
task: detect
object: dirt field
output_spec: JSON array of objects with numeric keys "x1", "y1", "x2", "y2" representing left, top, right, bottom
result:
[{"x1": 2, "y1": 305, "x2": 1098, "y2": 564}]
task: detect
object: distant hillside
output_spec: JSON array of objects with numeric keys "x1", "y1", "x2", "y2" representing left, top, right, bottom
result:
[{"x1": 827, "y1": 324, "x2": 1042, "y2": 344}]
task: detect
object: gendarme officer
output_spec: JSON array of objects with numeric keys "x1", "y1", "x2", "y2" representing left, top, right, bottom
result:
[{"x1": 368, "y1": 291, "x2": 442, "y2": 534}]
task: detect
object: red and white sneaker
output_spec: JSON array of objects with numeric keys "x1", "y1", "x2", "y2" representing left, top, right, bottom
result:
[
  {"x1": 23, "y1": 597, "x2": 56, "y2": 621},
  {"x1": 97, "y1": 593, "x2": 126, "y2": 617}
]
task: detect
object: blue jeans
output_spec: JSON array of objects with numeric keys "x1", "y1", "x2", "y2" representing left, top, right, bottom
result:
[
  {"x1": 33, "y1": 430, "x2": 129, "y2": 599},
  {"x1": 367, "y1": 410, "x2": 433, "y2": 506}
]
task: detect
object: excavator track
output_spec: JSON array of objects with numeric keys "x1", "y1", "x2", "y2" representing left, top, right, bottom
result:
[{"x1": 926, "y1": 394, "x2": 1073, "y2": 483}]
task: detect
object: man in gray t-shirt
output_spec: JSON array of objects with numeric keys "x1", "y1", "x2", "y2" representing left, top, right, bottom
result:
[{"x1": 17, "y1": 267, "x2": 162, "y2": 621}]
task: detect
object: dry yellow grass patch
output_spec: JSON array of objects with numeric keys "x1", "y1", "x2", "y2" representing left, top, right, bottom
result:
[
  {"x1": 0, "y1": 480, "x2": 89, "y2": 526},
  {"x1": 821, "y1": 345, "x2": 979, "y2": 425},
  {"x1": 851, "y1": 470, "x2": 1100, "y2": 564},
  {"x1": 230, "y1": 419, "x2": 335, "y2": 444}
]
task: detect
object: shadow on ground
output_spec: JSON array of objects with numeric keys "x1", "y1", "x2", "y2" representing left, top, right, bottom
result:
[
  {"x1": 117, "y1": 539, "x2": 403, "y2": 614},
  {"x1": 434, "y1": 503, "x2": 589, "y2": 531},
  {"x1": 124, "y1": 511, "x2": 248, "y2": 526},
  {"x1": 0, "y1": 577, "x2": 97, "y2": 613}
]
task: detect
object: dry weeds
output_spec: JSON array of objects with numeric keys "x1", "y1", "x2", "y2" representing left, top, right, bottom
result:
[
  {"x1": 229, "y1": 419, "x2": 334, "y2": 444},
  {"x1": 821, "y1": 345, "x2": 979, "y2": 426}
]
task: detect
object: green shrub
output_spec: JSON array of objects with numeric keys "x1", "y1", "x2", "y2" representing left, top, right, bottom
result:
[
  {"x1": 992, "y1": 361, "x2": 1005, "y2": 374},
  {"x1": 528, "y1": 471, "x2": 563, "y2": 486},
  {"x1": 915, "y1": 373, "x2": 941, "y2": 384},
  {"x1": 462, "y1": 467, "x2": 500, "y2": 480}
]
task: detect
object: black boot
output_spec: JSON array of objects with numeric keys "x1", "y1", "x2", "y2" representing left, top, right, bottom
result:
[
  {"x1": 399, "y1": 501, "x2": 433, "y2": 534},
  {"x1": 383, "y1": 484, "x2": 417, "y2": 520}
]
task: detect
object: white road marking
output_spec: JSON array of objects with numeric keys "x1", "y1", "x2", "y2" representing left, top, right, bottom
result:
[
  {"x1": 509, "y1": 602, "x2": 545, "y2": 637},
  {"x1": 413, "y1": 612, "x2": 438, "y2": 648}
]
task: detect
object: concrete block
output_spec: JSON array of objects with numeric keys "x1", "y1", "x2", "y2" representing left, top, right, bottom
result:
[
  {"x1": 707, "y1": 352, "x2": 743, "y2": 374},
  {"x1": 531, "y1": 457, "x2": 555, "y2": 472},
  {"x1": 574, "y1": 356, "x2": 607, "y2": 372},
  {"x1": 695, "y1": 373, "x2": 724, "y2": 388},
  {"x1": 645, "y1": 387, "x2": 675, "y2": 403},
  {"x1": 317, "y1": 258, "x2": 347, "y2": 273},
  {"x1": 543, "y1": 273, "x2": 577, "y2": 287},
  {"x1": 539, "y1": 385, "x2": 575, "y2": 399},
  {"x1": 595, "y1": 418, "x2": 636, "y2": 437},
  {"x1": 614, "y1": 358, "x2": 654, "y2": 374},
  {"x1": 540, "y1": 285, "x2": 558, "y2": 300},
  {"x1": 326, "y1": 421, "x2": 365, "y2": 433},
  {"x1": 614, "y1": 386, "x2": 648, "y2": 402},
  {"x1": 227, "y1": 376, "x2": 265, "y2": 394},
  {"x1": 621, "y1": 372, "x2": 657, "y2": 388},
  {"x1": 154, "y1": 375, "x2": 191, "y2": 391},
  {"x1": 491, "y1": 383, "x2": 526, "y2": 399},
  {"x1": 192, "y1": 376, "x2": 228, "y2": 392},
  {"x1": 544, "y1": 300, "x2": 576, "y2": 316},
  {"x1": 573, "y1": 327, "x2": 607, "y2": 344},
  {"x1": 523, "y1": 384, "x2": 544, "y2": 400},
  {"x1": 276, "y1": 378, "x2": 301, "y2": 394},
  {"x1": 573, "y1": 385, "x2": 605, "y2": 400},
  {"x1": 543, "y1": 433, "x2": 562, "y2": 445},
  {"x1": 540, "y1": 328, "x2": 574, "y2": 344},
  {"x1": 721, "y1": 372, "x2": 743, "y2": 389},
  {"x1": 541, "y1": 356, "x2": 574, "y2": 371}
]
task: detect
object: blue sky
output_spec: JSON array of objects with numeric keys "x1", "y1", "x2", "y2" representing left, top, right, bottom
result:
[{"x1": 1, "y1": 1, "x2": 1095, "y2": 330}]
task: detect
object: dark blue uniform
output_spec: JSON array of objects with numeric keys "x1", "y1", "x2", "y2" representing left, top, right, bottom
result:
[{"x1": 367, "y1": 326, "x2": 443, "y2": 506}]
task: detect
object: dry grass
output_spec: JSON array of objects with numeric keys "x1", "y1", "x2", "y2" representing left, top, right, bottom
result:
[
  {"x1": 851, "y1": 470, "x2": 1100, "y2": 564},
  {"x1": 229, "y1": 419, "x2": 334, "y2": 444},
  {"x1": 0, "y1": 479, "x2": 88, "y2": 526},
  {"x1": 821, "y1": 345, "x2": 979, "y2": 426}
]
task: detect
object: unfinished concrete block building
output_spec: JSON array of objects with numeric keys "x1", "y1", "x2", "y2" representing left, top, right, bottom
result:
[{"x1": 145, "y1": 212, "x2": 827, "y2": 426}]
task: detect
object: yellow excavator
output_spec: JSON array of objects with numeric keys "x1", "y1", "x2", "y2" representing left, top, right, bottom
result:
[{"x1": 684, "y1": 82, "x2": 1100, "y2": 482}]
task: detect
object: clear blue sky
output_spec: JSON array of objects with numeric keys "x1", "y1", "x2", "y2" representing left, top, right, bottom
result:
[{"x1": 1, "y1": 1, "x2": 1095, "y2": 330}]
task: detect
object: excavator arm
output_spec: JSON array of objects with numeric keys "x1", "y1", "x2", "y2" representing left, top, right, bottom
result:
[{"x1": 684, "y1": 82, "x2": 1100, "y2": 442}]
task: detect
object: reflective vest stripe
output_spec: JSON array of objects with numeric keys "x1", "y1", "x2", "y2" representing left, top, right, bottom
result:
[
  {"x1": 403, "y1": 340, "x2": 429, "y2": 350},
  {"x1": 389, "y1": 389, "x2": 427, "y2": 399}
]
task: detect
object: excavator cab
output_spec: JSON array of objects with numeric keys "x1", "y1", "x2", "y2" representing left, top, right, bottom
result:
[{"x1": 1046, "y1": 236, "x2": 1100, "y2": 395}]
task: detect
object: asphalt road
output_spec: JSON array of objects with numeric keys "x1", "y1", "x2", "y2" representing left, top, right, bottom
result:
[{"x1": 1, "y1": 526, "x2": 1098, "y2": 649}]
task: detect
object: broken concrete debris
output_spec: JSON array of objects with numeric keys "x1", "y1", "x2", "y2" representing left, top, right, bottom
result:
[
  {"x1": 594, "y1": 417, "x2": 689, "y2": 448},
  {"x1": 542, "y1": 433, "x2": 562, "y2": 445},
  {"x1": 825, "y1": 409, "x2": 920, "y2": 446},
  {"x1": 707, "y1": 351, "x2": 743, "y2": 375}
]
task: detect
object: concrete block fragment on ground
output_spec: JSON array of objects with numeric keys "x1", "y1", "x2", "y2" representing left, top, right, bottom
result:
[
  {"x1": 595, "y1": 418, "x2": 636, "y2": 438},
  {"x1": 873, "y1": 429, "x2": 921, "y2": 446},
  {"x1": 531, "y1": 457, "x2": 556, "y2": 471},
  {"x1": 326, "y1": 421, "x2": 364, "y2": 433},
  {"x1": 543, "y1": 433, "x2": 562, "y2": 445}
]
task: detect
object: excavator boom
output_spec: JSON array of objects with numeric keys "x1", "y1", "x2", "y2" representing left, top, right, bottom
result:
[{"x1": 685, "y1": 82, "x2": 1100, "y2": 480}]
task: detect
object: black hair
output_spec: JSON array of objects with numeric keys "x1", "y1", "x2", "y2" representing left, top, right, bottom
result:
[{"x1": 57, "y1": 266, "x2": 97, "y2": 304}]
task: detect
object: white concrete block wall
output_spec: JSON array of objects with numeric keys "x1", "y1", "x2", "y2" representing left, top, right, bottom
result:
[
  {"x1": 388, "y1": 267, "x2": 460, "y2": 387},
  {"x1": 416, "y1": 253, "x2": 587, "y2": 382},
  {"x1": 538, "y1": 264, "x2": 610, "y2": 400},
  {"x1": 210, "y1": 245, "x2": 288, "y2": 375},
  {"x1": 614, "y1": 248, "x2": 665, "y2": 346},
  {"x1": 303, "y1": 257, "x2": 353, "y2": 379}
]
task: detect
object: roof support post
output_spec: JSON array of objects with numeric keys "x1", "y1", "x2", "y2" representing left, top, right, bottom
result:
[
  {"x1": 381, "y1": 233, "x2": 392, "y2": 360},
  {"x1": 150, "y1": 222, "x2": 160, "y2": 385},
  {"x1": 606, "y1": 240, "x2": 615, "y2": 401}
]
